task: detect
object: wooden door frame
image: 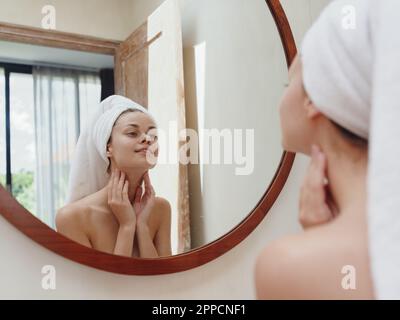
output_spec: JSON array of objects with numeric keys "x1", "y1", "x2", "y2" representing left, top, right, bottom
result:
[
  {"x1": 0, "y1": 21, "x2": 121, "y2": 54},
  {"x1": 0, "y1": 0, "x2": 297, "y2": 275}
]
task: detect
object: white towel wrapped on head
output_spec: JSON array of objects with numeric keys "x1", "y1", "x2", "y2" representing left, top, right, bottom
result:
[
  {"x1": 300, "y1": 0, "x2": 371, "y2": 139},
  {"x1": 66, "y1": 95, "x2": 155, "y2": 204}
]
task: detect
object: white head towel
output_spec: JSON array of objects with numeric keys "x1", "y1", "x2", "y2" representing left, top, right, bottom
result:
[
  {"x1": 301, "y1": 0, "x2": 371, "y2": 139},
  {"x1": 300, "y1": 0, "x2": 400, "y2": 299},
  {"x1": 66, "y1": 95, "x2": 155, "y2": 204}
]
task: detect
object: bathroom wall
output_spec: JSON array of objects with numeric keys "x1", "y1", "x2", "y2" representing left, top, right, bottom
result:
[
  {"x1": 181, "y1": 0, "x2": 287, "y2": 248},
  {"x1": 0, "y1": 0, "x2": 135, "y2": 40},
  {"x1": 0, "y1": 0, "x2": 330, "y2": 299}
]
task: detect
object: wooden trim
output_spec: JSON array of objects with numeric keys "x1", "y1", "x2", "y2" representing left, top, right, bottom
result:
[
  {"x1": 0, "y1": 0, "x2": 297, "y2": 275},
  {"x1": 266, "y1": 0, "x2": 297, "y2": 65},
  {"x1": 0, "y1": 22, "x2": 121, "y2": 55},
  {"x1": 114, "y1": 21, "x2": 149, "y2": 104}
]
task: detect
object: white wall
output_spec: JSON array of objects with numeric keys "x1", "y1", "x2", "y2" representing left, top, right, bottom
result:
[
  {"x1": 182, "y1": 0, "x2": 287, "y2": 248},
  {"x1": 0, "y1": 0, "x2": 135, "y2": 40},
  {"x1": 0, "y1": 0, "x2": 330, "y2": 299}
]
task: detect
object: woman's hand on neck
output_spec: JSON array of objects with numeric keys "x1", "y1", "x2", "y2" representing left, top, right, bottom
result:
[
  {"x1": 126, "y1": 169, "x2": 146, "y2": 204},
  {"x1": 315, "y1": 140, "x2": 368, "y2": 221},
  {"x1": 106, "y1": 166, "x2": 148, "y2": 204}
]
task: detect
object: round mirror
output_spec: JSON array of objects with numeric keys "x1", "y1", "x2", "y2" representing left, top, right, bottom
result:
[{"x1": 0, "y1": 0, "x2": 295, "y2": 274}]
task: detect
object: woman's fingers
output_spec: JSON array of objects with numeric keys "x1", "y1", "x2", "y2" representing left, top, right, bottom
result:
[
  {"x1": 141, "y1": 172, "x2": 149, "y2": 198},
  {"x1": 117, "y1": 170, "x2": 125, "y2": 201},
  {"x1": 122, "y1": 180, "x2": 129, "y2": 201},
  {"x1": 325, "y1": 186, "x2": 339, "y2": 217},
  {"x1": 109, "y1": 169, "x2": 155, "y2": 208},
  {"x1": 112, "y1": 168, "x2": 118, "y2": 201},
  {"x1": 111, "y1": 168, "x2": 117, "y2": 201},
  {"x1": 108, "y1": 170, "x2": 114, "y2": 202},
  {"x1": 133, "y1": 186, "x2": 142, "y2": 213},
  {"x1": 112, "y1": 168, "x2": 122, "y2": 202},
  {"x1": 150, "y1": 186, "x2": 156, "y2": 196},
  {"x1": 143, "y1": 172, "x2": 151, "y2": 189},
  {"x1": 111, "y1": 169, "x2": 129, "y2": 203},
  {"x1": 134, "y1": 186, "x2": 142, "y2": 204},
  {"x1": 143, "y1": 172, "x2": 155, "y2": 198},
  {"x1": 299, "y1": 145, "x2": 334, "y2": 228},
  {"x1": 307, "y1": 145, "x2": 326, "y2": 197}
]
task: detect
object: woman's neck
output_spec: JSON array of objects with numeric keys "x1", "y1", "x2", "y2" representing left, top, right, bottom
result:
[
  {"x1": 98, "y1": 167, "x2": 146, "y2": 205},
  {"x1": 323, "y1": 147, "x2": 368, "y2": 220},
  {"x1": 124, "y1": 168, "x2": 145, "y2": 202}
]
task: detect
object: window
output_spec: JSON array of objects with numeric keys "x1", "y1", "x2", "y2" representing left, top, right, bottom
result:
[
  {"x1": 0, "y1": 68, "x2": 5, "y2": 187},
  {"x1": 10, "y1": 72, "x2": 36, "y2": 213},
  {"x1": 0, "y1": 62, "x2": 101, "y2": 227}
]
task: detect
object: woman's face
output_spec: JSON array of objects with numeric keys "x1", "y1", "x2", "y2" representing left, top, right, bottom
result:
[
  {"x1": 107, "y1": 111, "x2": 159, "y2": 171},
  {"x1": 278, "y1": 54, "x2": 320, "y2": 155}
]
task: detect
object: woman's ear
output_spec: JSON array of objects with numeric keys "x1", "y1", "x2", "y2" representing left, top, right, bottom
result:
[
  {"x1": 106, "y1": 143, "x2": 112, "y2": 158},
  {"x1": 304, "y1": 97, "x2": 321, "y2": 119}
]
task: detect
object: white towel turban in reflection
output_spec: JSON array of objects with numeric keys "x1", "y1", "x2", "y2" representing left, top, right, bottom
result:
[
  {"x1": 300, "y1": 0, "x2": 400, "y2": 299},
  {"x1": 66, "y1": 95, "x2": 155, "y2": 204}
]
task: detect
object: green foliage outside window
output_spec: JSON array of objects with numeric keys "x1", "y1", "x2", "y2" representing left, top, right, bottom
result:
[{"x1": 0, "y1": 170, "x2": 36, "y2": 213}]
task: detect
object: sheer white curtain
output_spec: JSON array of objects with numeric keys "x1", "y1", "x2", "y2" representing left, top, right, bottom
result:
[
  {"x1": 0, "y1": 68, "x2": 5, "y2": 187},
  {"x1": 33, "y1": 67, "x2": 101, "y2": 228}
]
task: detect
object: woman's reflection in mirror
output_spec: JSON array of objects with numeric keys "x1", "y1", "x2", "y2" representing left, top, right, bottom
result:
[{"x1": 56, "y1": 99, "x2": 172, "y2": 258}]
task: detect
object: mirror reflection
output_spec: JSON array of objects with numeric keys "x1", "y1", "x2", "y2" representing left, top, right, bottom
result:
[{"x1": 0, "y1": 0, "x2": 287, "y2": 258}]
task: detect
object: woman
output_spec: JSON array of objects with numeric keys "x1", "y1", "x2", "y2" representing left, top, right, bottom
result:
[
  {"x1": 255, "y1": 54, "x2": 374, "y2": 299},
  {"x1": 56, "y1": 95, "x2": 172, "y2": 258},
  {"x1": 254, "y1": 0, "x2": 383, "y2": 299}
]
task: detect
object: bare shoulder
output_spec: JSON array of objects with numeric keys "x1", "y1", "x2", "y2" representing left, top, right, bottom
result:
[
  {"x1": 255, "y1": 225, "x2": 373, "y2": 299},
  {"x1": 152, "y1": 196, "x2": 172, "y2": 256},
  {"x1": 153, "y1": 196, "x2": 171, "y2": 222},
  {"x1": 55, "y1": 202, "x2": 88, "y2": 230},
  {"x1": 55, "y1": 202, "x2": 92, "y2": 247},
  {"x1": 255, "y1": 233, "x2": 303, "y2": 299},
  {"x1": 154, "y1": 196, "x2": 171, "y2": 210}
]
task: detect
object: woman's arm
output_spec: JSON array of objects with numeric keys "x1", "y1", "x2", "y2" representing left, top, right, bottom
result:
[
  {"x1": 154, "y1": 199, "x2": 172, "y2": 257},
  {"x1": 136, "y1": 222, "x2": 159, "y2": 258},
  {"x1": 113, "y1": 223, "x2": 136, "y2": 257},
  {"x1": 136, "y1": 198, "x2": 172, "y2": 258},
  {"x1": 108, "y1": 169, "x2": 137, "y2": 257},
  {"x1": 133, "y1": 172, "x2": 167, "y2": 258}
]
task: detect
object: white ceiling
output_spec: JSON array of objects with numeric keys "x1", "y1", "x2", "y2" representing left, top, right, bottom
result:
[{"x1": 0, "y1": 40, "x2": 114, "y2": 70}]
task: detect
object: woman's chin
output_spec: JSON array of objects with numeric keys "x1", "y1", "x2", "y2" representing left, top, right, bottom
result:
[
  {"x1": 136, "y1": 159, "x2": 158, "y2": 169},
  {"x1": 281, "y1": 138, "x2": 292, "y2": 152},
  {"x1": 281, "y1": 141, "x2": 300, "y2": 154}
]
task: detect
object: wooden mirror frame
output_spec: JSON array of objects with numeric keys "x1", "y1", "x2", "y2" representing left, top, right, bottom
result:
[{"x1": 0, "y1": 0, "x2": 296, "y2": 275}]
